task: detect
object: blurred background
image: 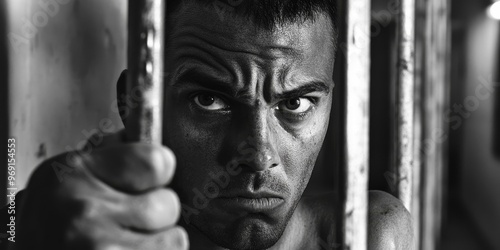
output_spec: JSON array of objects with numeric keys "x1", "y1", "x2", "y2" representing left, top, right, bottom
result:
[{"x1": 1, "y1": 0, "x2": 499, "y2": 249}]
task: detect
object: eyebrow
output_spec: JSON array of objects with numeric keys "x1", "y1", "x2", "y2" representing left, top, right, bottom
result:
[
  {"x1": 172, "y1": 67, "x2": 237, "y2": 95},
  {"x1": 273, "y1": 81, "x2": 331, "y2": 100},
  {"x1": 172, "y1": 67, "x2": 331, "y2": 100}
]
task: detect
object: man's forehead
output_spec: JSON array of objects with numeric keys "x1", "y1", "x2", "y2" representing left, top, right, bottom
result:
[{"x1": 167, "y1": 1, "x2": 334, "y2": 58}]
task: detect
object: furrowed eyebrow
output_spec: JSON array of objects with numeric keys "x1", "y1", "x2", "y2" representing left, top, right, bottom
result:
[
  {"x1": 273, "y1": 81, "x2": 331, "y2": 100},
  {"x1": 172, "y1": 68, "x2": 235, "y2": 95},
  {"x1": 172, "y1": 67, "x2": 331, "y2": 101}
]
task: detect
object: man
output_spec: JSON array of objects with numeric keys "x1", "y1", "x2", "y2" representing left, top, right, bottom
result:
[{"x1": 8, "y1": 0, "x2": 413, "y2": 249}]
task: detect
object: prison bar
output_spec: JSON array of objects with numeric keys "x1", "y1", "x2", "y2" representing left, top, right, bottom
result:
[
  {"x1": 418, "y1": 0, "x2": 450, "y2": 249},
  {"x1": 126, "y1": 0, "x2": 165, "y2": 143},
  {"x1": 394, "y1": 0, "x2": 420, "y2": 248},
  {"x1": 413, "y1": 0, "x2": 425, "y2": 248},
  {"x1": 342, "y1": 0, "x2": 371, "y2": 249},
  {"x1": 394, "y1": 0, "x2": 416, "y2": 211}
]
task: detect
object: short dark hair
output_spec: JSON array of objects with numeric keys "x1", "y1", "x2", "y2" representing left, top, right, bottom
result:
[{"x1": 167, "y1": 0, "x2": 339, "y2": 48}]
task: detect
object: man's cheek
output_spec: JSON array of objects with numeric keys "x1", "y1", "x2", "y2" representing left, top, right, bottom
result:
[{"x1": 284, "y1": 144, "x2": 317, "y2": 183}]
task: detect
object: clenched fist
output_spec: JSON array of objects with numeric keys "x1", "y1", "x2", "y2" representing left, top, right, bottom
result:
[{"x1": 16, "y1": 131, "x2": 189, "y2": 250}]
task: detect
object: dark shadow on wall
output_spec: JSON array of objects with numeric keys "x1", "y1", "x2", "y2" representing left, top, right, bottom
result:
[
  {"x1": 0, "y1": 0, "x2": 8, "y2": 206},
  {"x1": 369, "y1": 20, "x2": 396, "y2": 193}
]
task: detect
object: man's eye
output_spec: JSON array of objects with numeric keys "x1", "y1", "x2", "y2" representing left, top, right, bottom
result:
[
  {"x1": 278, "y1": 97, "x2": 314, "y2": 114},
  {"x1": 193, "y1": 93, "x2": 229, "y2": 111}
]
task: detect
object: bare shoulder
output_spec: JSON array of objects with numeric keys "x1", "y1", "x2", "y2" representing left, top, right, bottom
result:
[
  {"x1": 299, "y1": 191, "x2": 413, "y2": 250},
  {"x1": 368, "y1": 190, "x2": 414, "y2": 250}
]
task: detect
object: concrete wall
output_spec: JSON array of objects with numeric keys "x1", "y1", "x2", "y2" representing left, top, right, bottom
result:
[
  {"x1": 460, "y1": 12, "x2": 500, "y2": 249},
  {"x1": 6, "y1": 0, "x2": 127, "y2": 190},
  {"x1": 1, "y1": 0, "x2": 9, "y2": 206}
]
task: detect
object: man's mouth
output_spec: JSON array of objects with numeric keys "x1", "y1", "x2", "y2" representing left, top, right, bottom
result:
[{"x1": 214, "y1": 191, "x2": 285, "y2": 213}]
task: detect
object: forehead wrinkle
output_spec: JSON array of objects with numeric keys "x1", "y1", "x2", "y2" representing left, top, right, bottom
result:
[
  {"x1": 168, "y1": 5, "x2": 308, "y2": 60},
  {"x1": 169, "y1": 35, "x2": 240, "y2": 88},
  {"x1": 276, "y1": 63, "x2": 294, "y2": 91},
  {"x1": 170, "y1": 53, "x2": 238, "y2": 95},
  {"x1": 170, "y1": 53, "x2": 233, "y2": 88},
  {"x1": 233, "y1": 59, "x2": 264, "y2": 104},
  {"x1": 173, "y1": 26, "x2": 304, "y2": 62}
]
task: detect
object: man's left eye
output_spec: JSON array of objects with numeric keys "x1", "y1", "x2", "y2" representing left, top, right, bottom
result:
[{"x1": 277, "y1": 97, "x2": 314, "y2": 114}]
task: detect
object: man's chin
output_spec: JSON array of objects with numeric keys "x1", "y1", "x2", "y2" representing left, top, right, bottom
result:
[{"x1": 193, "y1": 213, "x2": 288, "y2": 250}]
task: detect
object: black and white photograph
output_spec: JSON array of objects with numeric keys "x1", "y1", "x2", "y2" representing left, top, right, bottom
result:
[{"x1": 0, "y1": 0, "x2": 499, "y2": 249}]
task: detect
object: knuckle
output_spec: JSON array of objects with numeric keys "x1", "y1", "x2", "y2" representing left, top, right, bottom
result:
[
  {"x1": 166, "y1": 226, "x2": 189, "y2": 250},
  {"x1": 162, "y1": 146, "x2": 177, "y2": 169},
  {"x1": 165, "y1": 189, "x2": 181, "y2": 220},
  {"x1": 147, "y1": 145, "x2": 166, "y2": 174},
  {"x1": 134, "y1": 189, "x2": 180, "y2": 228},
  {"x1": 72, "y1": 198, "x2": 103, "y2": 220},
  {"x1": 144, "y1": 145, "x2": 176, "y2": 184},
  {"x1": 62, "y1": 199, "x2": 104, "y2": 233},
  {"x1": 161, "y1": 146, "x2": 177, "y2": 183},
  {"x1": 159, "y1": 189, "x2": 181, "y2": 224}
]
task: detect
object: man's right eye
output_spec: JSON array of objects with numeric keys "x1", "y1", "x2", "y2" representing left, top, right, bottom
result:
[{"x1": 193, "y1": 93, "x2": 230, "y2": 111}]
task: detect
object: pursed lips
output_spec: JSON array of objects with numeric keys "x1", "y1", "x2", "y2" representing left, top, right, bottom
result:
[{"x1": 215, "y1": 190, "x2": 285, "y2": 213}]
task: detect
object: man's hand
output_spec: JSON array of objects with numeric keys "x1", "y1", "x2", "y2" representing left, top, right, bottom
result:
[{"x1": 16, "y1": 131, "x2": 189, "y2": 250}]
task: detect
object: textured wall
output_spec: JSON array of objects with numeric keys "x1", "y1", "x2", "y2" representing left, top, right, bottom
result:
[
  {"x1": 1, "y1": 0, "x2": 9, "y2": 206},
  {"x1": 460, "y1": 13, "x2": 500, "y2": 249},
  {"x1": 7, "y1": 0, "x2": 127, "y2": 189}
]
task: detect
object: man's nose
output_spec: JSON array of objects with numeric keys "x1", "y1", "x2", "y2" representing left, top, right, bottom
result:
[{"x1": 234, "y1": 111, "x2": 280, "y2": 172}]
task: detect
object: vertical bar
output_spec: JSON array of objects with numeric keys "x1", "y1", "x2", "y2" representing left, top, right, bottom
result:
[
  {"x1": 343, "y1": 0, "x2": 370, "y2": 249},
  {"x1": 494, "y1": 36, "x2": 500, "y2": 158},
  {"x1": 412, "y1": 0, "x2": 425, "y2": 248},
  {"x1": 420, "y1": 0, "x2": 450, "y2": 249},
  {"x1": 395, "y1": 0, "x2": 416, "y2": 211},
  {"x1": 127, "y1": 0, "x2": 165, "y2": 143},
  {"x1": 1, "y1": 0, "x2": 8, "y2": 206}
]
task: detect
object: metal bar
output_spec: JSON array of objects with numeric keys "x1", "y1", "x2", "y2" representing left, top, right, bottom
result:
[
  {"x1": 395, "y1": 0, "x2": 416, "y2": 211},
  {"x1": 494, "y1": 31, "x2": 500, "y2": 159},
  {"x1": 420, "y1": 0, "x2": 450, "y2": 249},
  {"x1": 412, "y1": 0, "x2": 425, "y2": 248},
  {"x1": 343, "y1": 0, "x2": 371, "y2": 249},
  {"x1": 126, "y1": 0, "x2": 165, "y2": 143}
]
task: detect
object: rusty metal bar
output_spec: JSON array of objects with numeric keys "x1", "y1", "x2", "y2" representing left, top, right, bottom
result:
[
  {"x1": 343, "y1": 0, "x2": 371, "y2": 249},
  {"x1": 395, "y1": 0, "x2": 416, "y2": 211},
  {"x1": 126, "y1": 0, "x2": 165, "y2": 143}
]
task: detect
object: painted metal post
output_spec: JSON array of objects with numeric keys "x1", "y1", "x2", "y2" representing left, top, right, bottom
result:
[{"x1": 343, "y1": 0, "x2": 371, "y2": 249}]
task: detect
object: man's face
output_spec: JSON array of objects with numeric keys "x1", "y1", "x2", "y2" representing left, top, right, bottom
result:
[{"x1": 163, "y1": 3, "x2": 335, "y2": 249}]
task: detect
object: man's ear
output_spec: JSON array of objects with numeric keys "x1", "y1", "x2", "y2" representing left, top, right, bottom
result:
[{"x1": 116, "y1": 69, "x2": 129, "y2": 126}]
